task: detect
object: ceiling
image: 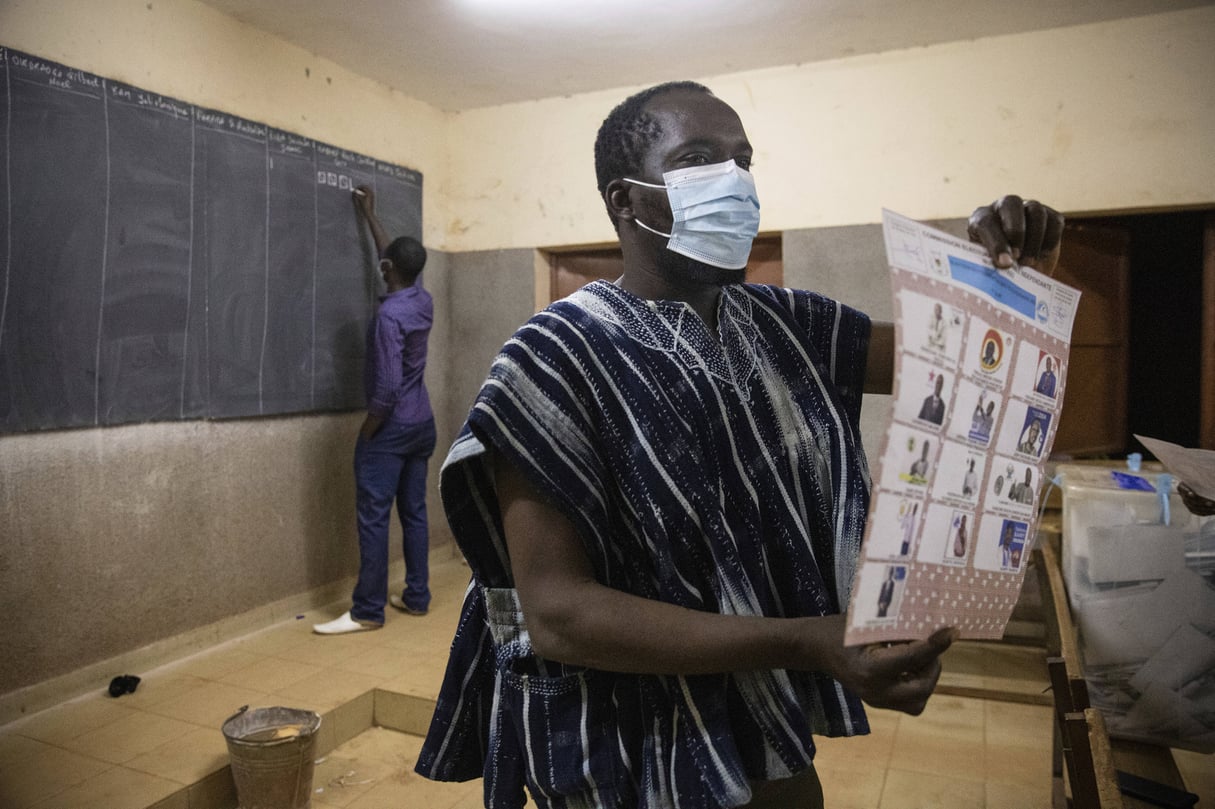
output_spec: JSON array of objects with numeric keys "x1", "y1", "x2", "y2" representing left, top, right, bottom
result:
[{"x1": 198, "y1": 0, "x2": 1211, "y2": 112}]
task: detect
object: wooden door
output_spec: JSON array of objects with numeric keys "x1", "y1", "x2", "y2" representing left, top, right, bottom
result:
[
  {"x1": 1050, "y1": 222, "x2": 1132, "y2": 457},
  {"x1": 547, "y1": 236, "x2": 783, "y2": 303}
]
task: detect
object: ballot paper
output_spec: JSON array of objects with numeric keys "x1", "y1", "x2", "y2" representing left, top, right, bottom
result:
[
  {"x1": 844, "y1": 210, "x2": 1080, "y2": 645},
  {"x1": 1134, "y1": 434, "x2": 1215, "y2": 502}
]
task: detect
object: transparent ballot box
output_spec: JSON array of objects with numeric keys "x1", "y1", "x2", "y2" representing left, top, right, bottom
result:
[{"x1": 1058, "y1": 463, "x2": 1215, "y2": 753}]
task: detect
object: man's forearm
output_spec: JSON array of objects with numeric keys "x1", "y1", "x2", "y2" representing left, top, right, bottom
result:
[
  {"x1": 354, "y1": 187, "x2": 392, "y2": 255},
  {"x1": 496, "y1": 450, "x2": 954, "y2": 714},
  {"x1": 363, "y1": 212, "x2": 391, "y2": 257},
  {"x1": 523, "y1": 570, "x2": 830, "y2": 676},
  {"x1": 864, "y1": 320, "x2": 895, "y2": 394}
]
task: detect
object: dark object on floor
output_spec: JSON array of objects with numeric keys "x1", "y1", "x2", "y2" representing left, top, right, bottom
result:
[
  {"x1": 1117, "y1": 769, "x2": 1199, "y2": 808},
  {"x1": 108, "y1": 674, "x2": 141, "y2": 698}
]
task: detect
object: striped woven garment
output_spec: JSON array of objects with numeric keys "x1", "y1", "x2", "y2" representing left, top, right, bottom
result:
[{"x1": 417, "y1": 280, "x2": 874, "y2": 809}]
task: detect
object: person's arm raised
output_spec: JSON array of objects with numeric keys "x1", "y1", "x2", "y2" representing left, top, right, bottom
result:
[
  {"x1": 353, "y1": 184, "x2": 392, "y2": 257},
  {"x1": 494, "y1": 450, "x2": 956, "y2": 715}
]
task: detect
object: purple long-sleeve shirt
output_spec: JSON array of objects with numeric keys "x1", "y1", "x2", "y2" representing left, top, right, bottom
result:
[{"x1": 364, "y1": 285, "x2": 433, "y2": 424}]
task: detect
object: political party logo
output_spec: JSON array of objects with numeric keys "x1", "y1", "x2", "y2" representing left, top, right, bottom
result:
[{"x1": 978, "y1": 328, "x2": 1004, "y2": 372}]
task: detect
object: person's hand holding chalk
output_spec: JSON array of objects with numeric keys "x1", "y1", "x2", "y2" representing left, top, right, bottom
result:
[{"x1": 353, "y1": 184, "x2": 375, "y2": 215}]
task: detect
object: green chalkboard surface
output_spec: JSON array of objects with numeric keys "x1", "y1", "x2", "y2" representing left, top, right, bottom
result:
[{"x1": 0, "y1": 47, "x2": 423, "y2": 433}]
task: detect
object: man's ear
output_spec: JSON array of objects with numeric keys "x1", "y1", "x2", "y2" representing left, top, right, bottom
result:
[{"x1": 604, "y1": 179, "x2": 634, "y2": 224}]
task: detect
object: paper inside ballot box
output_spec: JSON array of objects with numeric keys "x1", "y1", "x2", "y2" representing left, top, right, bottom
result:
[
  {"x1": 1128, "y1": 622, "x2": 1215, "y2": 693},
  {"x1": 1122, "y1": 679, "x2": 1215, "y2": 746},
  {"x1": 1084, "y1": 523, "x2": 1187, "y2": 584},
  {"x1": 1074, "y1": 563, "x2": 1215, "y2": 667}
]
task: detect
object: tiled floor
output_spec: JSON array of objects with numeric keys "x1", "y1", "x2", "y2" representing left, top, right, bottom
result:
[{"x1": 1, "y1": 552, "x2": 1211, "y2": 809}]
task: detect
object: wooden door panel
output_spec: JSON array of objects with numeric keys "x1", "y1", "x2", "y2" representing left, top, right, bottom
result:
[
  {"x1": 1052, "y1": 225, "x2": 1130, "y2": 347},
  {"x1": 548, "y1": 236, "x2": 783, "y2": 304},
  {"x1": 552, "y1": 248, "x2": 625, "y2": 301},
  {"x1": 745, "y1": 238, "x2": 783, "y2": 287},
  {"x1": 1051, "y1": 222, "x2": 1132, "y2": 458},
  {"x1": 1051, "y1": 345, "x2": 1126, "y2": 456}
]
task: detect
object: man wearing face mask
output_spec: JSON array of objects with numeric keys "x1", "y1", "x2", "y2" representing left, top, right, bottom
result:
[{"x1": 416, "y1": 82, "x2": 1064, "y2": 808}]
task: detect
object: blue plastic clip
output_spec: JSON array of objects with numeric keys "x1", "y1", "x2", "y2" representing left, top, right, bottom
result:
[{"x1": 1156, "y1": 473, "x2": 1172, "y2": 526}]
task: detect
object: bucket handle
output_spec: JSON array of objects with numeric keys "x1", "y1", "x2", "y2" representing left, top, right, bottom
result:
[{"x1": 222, "y1": 704, "x2": 250, "y2": 728}]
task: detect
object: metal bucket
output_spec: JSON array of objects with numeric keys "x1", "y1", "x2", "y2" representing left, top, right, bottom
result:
[{"x1": 221, "y1": 705, "x2": 322, "y2": 809}]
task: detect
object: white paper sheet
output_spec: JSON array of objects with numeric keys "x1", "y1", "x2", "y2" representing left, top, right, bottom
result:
[
  {"x1": 1134, "y1": 434, "x2": 1215, "y2": 502},
  {"x1": 845, "y1": 210, "x2": 1080, "y2": 645}
]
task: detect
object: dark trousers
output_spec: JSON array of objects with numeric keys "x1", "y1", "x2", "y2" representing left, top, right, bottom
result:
[{"x1": 351, "y1": 417, "x2": 436, "y2": 623}]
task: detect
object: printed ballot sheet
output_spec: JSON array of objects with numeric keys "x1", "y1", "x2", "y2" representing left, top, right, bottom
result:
[{"x1": 844, "y1": 210, "x2": 1081, "y2": 645}]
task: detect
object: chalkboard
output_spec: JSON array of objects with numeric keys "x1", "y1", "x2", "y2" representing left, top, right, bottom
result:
[{"x1": 0, "y1": 47, "x2": 423, "y2": 433}]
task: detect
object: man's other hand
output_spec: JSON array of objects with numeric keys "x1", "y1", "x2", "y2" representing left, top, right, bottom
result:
[
  {"x1": 1179, "y1": 482, "x2": 1215, "y2": 516},
  {"x1": 968, "y1": 195, "x2": 1064, "y2": 275},
  {"x1": 821, "y1": 618, "x2": 958, "y2": 716}
]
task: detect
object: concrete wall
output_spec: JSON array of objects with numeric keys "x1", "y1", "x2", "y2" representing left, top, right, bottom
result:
[
  {"x1": 445, "y1": 250, "x2": 540, "y2": 420},
  {"x1": 2, "y1": 0, "x2": 1212, "y2": 717}
]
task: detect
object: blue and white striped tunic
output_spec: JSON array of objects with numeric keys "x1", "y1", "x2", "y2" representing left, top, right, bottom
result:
[{"x1": 417, "y1": 280, "x2": 873, "y2": 809}]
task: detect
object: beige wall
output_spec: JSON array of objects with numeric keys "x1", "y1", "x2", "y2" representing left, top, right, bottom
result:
[
  {"x1": 443, "y1": 6, "x2": 1215, "y2": 252},
  {"x1": 2, "y1": 0, "x2": 1212, "y2": 716}
]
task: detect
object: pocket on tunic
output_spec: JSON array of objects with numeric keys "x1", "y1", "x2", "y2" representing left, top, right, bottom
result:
[{"x1": 498, "y1": 657, "x2": 630, "y2": 806}]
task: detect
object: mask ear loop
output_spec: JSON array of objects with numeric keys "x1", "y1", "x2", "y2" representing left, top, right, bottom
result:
[
  {"x1": 633, "y1": 219, "x2": 672, "y2": 239},
  {"x1": 621, "y1": 178, "x2": 673, "y2": 238}
]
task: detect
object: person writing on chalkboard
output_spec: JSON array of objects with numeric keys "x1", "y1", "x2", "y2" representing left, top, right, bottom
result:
[{"x1": 314, "y1": 185, "x2": 436, "y2": 635}]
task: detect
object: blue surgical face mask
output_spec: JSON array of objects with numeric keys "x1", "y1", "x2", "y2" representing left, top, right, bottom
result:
[{"x1": 624, "y1": 159, "x2": 761, "y2": 270}]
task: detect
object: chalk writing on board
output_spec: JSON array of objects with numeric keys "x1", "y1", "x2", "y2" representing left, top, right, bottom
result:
[{"x1": 0, "y1": 46, "x2": 424, "y2": 433}]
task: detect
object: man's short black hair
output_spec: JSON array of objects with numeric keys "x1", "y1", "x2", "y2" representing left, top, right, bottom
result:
[
  {"x1": 384, "y1": 236, "x2": 427, "y2": 278},
  {"x1": 593, "y1": 81, "x2": 715, "y2": 215}
]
